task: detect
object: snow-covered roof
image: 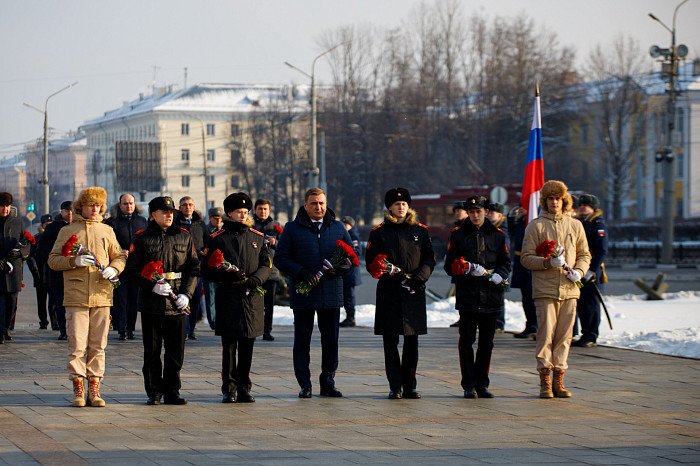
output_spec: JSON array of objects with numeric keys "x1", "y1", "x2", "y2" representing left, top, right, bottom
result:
[{"x1": 81, "y1": 83, "x2": 311, "y2": 129}]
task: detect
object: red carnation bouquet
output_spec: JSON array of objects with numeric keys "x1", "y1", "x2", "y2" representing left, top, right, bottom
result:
[
  {"x1": 368, "y1": 254, "x2": 424, "y2": 294},
  {"x1": 296, "y1": 240, "x2": 359, "y2": 296},
  {"x1": 207, "y1": 249, "x2": 265, "y2": 296},
  {"x1": 0, "y1": 231, "x2": 35, "y2": 274},
  {"x1": 141, "y1": 260, "x2": 190, "y2": 313},
  {"x1": 368, "y1": 254, "x2": 402, "y2": 279},
  {"x1": 536, "y1": 240, "x2": 583, "y2": 288},
  {"x1": 264, "y1": 225, "x2": 284, "y2": 244},
  {"x1": 61, "y1": 234, "x2": 120, "y2": 288}
]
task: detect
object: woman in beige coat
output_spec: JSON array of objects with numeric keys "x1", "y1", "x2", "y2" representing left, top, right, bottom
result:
[{"x1": 48, "y1": 187, "x2": 125, "y2": 407}]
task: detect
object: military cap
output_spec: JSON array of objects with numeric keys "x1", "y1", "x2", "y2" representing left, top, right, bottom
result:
[
  {"x1": 465, "y1": 195, "x2": 488, "y2": 210},
  {"x1": 208, "y1": 207, "x2": 223, "y2": 218},
  {"x1": 224, "y1": 192, "x2": 252, "y2": 213},
  {"x1": 384, "y1": 188, "x2": 411, "y2": 208},
  {"x1": 148, "y1": 196, "x2": 176, "y2": 213}
]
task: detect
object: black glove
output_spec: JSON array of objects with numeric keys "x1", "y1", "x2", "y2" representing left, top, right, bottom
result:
[
  {"x1": 7, "y1": 250, "x2": 21, "y2": 261},
  {"x1": 299, "y1": 269, "x2": 319, "y2": 287},
  {"x1": 405, "y1": 277, "x2": 425, "y2": 291},
  {"x1": 323, "y1": 268, "x2": 339, "y2": 278},
  {"x1": 230, "y1": 270, "x2": 246, "y2": 282},
  {"x1": 31, "y1": 270, "x2": 41, "y2": 283},
  {"x1": 246, "y1": 276, "x2": 262, "y2": 289}
]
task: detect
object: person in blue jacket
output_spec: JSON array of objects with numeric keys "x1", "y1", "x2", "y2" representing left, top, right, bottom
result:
[
  {"x1": 273, "y1": 188, "x2": 352, "y2": 398},
  {"x1": 573, "y1": 194, "x2": 608, "y2": 347}
]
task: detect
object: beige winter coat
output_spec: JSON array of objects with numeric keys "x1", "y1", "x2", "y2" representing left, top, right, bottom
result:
[
  {"x1": 520, "y1": 211, "x2": 591, "y2": 301},
  {"x1": 48, "y1": 214, "x2": 126, "y2": 308}
]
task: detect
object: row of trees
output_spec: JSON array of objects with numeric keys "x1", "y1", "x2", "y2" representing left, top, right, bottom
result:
[{"x1": 232, "y1": 0, "x2": 656, "y2": 223}]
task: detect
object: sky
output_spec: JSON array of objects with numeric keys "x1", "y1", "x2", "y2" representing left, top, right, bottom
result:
[{"x1": 2, "y1": 0, "x2": 699, "y2": 158}]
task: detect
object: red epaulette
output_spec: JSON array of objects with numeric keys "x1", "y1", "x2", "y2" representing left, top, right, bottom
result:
[
  {"x1": 371, "y1": 222, "x2": 385, "y2": 231},
  {"x1": 495, "y1": 227, "x2": 506, "y2": 235},
  {"x1": 249, "y1": 228, "x2": 265, "y2": 237},
  {"x1": 210, "y1": 229, "x2": 225, "y2": 238},
  {"x1": 450, "y1": 225, "x2": 461, "y2": 232},
  {"x1": 416, "y1": 222, "x2": 429, "y2": 229},
  {"x1": 179, "y1": 227, "x2": 191, "y2": 234},
  {"x1": 134, "y1": 229, "x2": 146, "y2": 235}
]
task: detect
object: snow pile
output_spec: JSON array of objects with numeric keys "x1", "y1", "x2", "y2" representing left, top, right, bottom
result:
[{"x1": 273, "y1": 291, "x2": 700, "y2": 358}]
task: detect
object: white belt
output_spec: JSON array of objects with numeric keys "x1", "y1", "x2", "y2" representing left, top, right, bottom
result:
[{"x1": 163, "y1": 272, "x2": 182, "y2": 279}]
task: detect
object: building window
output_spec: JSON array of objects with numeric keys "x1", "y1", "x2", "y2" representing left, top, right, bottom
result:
[
  {"x1": 181, "y1": 123, "x2": 189, "y2": 136},
  {"x1": 181, "y1": 149, "x2": 190, "y2": 161},
  {"x1": 231, "y1": 175, "x2": 239, "y2": 188},
  {"x1": 182, "y1": 175, "x2": 190, "y2": 187},
  {"x1": 231, "y1": 124, "x2": 240, "y2": 137},
  {"x1": 230, "y1": 149, "x2": 242, "y2": 167},
  {"x1": 207, "y1": 175, "x2": 215, "y2": 187},
  {"x1": 206, "y1": 124, "x2": 215, "y2": 136},
  {"x1": 207, "y1": 149, "x2": 215, "y2": 161}
]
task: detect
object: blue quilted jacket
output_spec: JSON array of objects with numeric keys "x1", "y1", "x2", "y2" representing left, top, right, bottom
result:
[{"x1": 274, "y1": 207, "x2": 351, "y2": 309}]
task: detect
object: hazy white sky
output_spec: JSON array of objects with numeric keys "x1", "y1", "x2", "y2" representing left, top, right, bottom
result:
[{"x1": 1, "y1": 0, "x2": 698, "y2": 156}]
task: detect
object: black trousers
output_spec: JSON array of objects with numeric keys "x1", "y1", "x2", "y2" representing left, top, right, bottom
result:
[
  {"x1": 49, "y1": 286, "x2": 66, "y2": 335},
  {"x1": 521, "y1": 276, "x2": 537, "y2": 332},
  {"x1": 343, "y1": 284, "x2": 356, "y2": 319},
  {"x1": 221, "y1": 336, "x2": 255, "y2": 394},
  {"x1": 459, "y1": 311, "x2": 497, "y2": 390},
  {"x1": 263, "y1": 280, "x2": 278, "y2": 334},
  {"x1": 113, "y1": 276, "x2": 140, "y2": 334},
  {"x1": 141, "y1": 313, "x2": 186, "y2": 397},
  {"x1": 292, "y1": 308, "x2": 340, "y2": 389},
  {"x1": 186, "y1": 279, "x2": 203, "y2": 335},
  {"x1": 35, "y1": 285, "x2": 51, "y2": 327},
  {"x1": 382, "y1": 334, "x2": 419, "y2": 392},
  {"x1": 576, "y1": 281, "x2": 604, "y2": 343},
  {"x1": 0, "y1": 292, "x2": 18, "y2": 333}
]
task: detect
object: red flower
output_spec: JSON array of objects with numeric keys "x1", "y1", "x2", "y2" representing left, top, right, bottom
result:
[
  {"x1": 451, "y1": 257, "x2": 470, "y2": 275},
  {"x1": 23, "y1": 231, "x2": 36, "y2": 245},
  {"x1": 335, "y1": 240, "x2": 360, "y2": 267},
  {"x1": 535, "y1": 240, "x2": 556, "y2": 258},
  {"x1": 208, "y1": 249, "x2": 225, "y2": 268},
  {"x1": 61, "y1": 235, "x2": 78, "y2": 257},
  {"x1": 141, "y1": 261, "x2": 164, "y2": 280},
  {"x1": 273, "y1": 224, "x2": 283, "y2": 234},
  {"x1": 368, "y1": 254, "x2": 388, "y2": 279}
]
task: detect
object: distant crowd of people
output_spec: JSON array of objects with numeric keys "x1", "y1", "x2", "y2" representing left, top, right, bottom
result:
[{"x1": 0, "y1": 178, "x2": 607, "y2": 406}]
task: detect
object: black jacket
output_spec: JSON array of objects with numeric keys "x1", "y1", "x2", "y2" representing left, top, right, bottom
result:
[
  {"x1": 36, "y1": 217, "x2": 69, "y2": 287},
  {"x1": 578, "y1": 210, "x2": 608, "y2": 277},
  {"x1": 126, "y1": 221, "x2": 200, "y2": 316},
  {"x1": 444, "y1": 218, "x2": 511, "y2": 313},
  {"x1": 203, "y1": 220, "x2": 271, "y2": 338},
  {"x1": 365, "y1": 210, "x2": 435, "y2": 336},
  {"x1": 342, "y1": 226, "x2": 362, "y2": 288},
  {"x1": 507, "y1": 212, "x2": 530, "y2": 289},
  {"x1": 0, "y1": 215, "x2": 29, "y2": 293},
  {"x1": 27, "y1": 231, "x2": 45, "y2": 288},
  {"x1": 174, "y1": 210, "x2": 208, "y2": 254},
  {"x1": 252, "y1": 214, "x2": 282, "y2": 281},
  {"x1": 104, "y1": 208, "x2": 148, "y2": 250}
]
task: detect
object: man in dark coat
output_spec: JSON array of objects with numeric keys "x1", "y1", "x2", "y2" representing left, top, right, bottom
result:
[
  {"x1": 339, "y1": 216, "x2": 362, "y2": 328},
  {"x1": 27, "y1": 214, "x2": 54, "y2": 329},
  {"x1": 487, "y1": 202, "x2": 509, "y2": 332},
  {"x1": 105, "y1": 193, "x2": 148, "y2": 340},
  {"x1": 507, "y1": 206, "x2": 537, "y2": 339},
  {"x1": 0, "y1": 192, "x2": 30, "y2": 343},
  {"x1": 36, "y1": 200, "x2": 73, "y2": 339},
  {"x1": 274, "y1": 188, "x2": 352, "y2": 398},
  {"x1": 445, "y1": 195, "x2": 511, "y2": 399},
  {"x1": 203, "y1": 207, "x2": 224, "y2": 330},
  {"x1": 365, "y1": 188, "x2": 435, "y2": 399},
  {"x1": 175, "y1": 196, "x2": 208, "y2": 341},
  {"x1": 203, "y1": 193, "x2": 271, "y2": 403},
  {"x1": 252, "y1": 198, "x2": 283, "y2": 341},
  {"x1": 573, "y1": 194, "x2": 608, "y2": 348},
  {"x1": 127, "y1": 196, "x2": 200, "y2": 405}
]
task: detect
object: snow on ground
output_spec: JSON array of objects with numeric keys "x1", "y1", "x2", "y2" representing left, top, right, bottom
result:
[{"x1": 273, "y1": 291, "x2": 700, "y2": 358}]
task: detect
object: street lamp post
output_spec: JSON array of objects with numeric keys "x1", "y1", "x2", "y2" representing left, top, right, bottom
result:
[
  {"x1": 648, "y1": 0, "x2": 688, "y2": 264},
  {"x1": 285, "y1": 41, "x2": 349, "y2": 190},
  {"x1": 23, "y1": 82, "x2": 78, "y2": 214}
]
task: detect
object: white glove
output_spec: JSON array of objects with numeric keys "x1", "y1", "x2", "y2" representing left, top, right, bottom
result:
[
  {"x1": 549, "y1": 255, "x2": 565, "y2": 268},
  {"x1": 566, "y1": 269, "x2": 582, "y2": 283},
  {"x1": 152, "y1": 282, "x2": 173, "y2": 296},
  {"x1": 102, "y1": 267, "x2": 118, "y2": 280},
  {"x1": 74, "y1": 255, "x2": 96, "y2": 267},
  {"x1": 489, "y1": 273, "x2": 504, "y2": 285},
  {"x1": 175, "y1": 294, "x2": 190, "y2": 310},
  {"x1": 470, "y1": 264, "x2": 487, "y2": 277},
  {"x1": 583, "y1": 270, "x2": 596, "y2": 282}
]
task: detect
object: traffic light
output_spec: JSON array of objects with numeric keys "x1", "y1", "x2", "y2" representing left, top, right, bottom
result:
[{"x1": 27, "y1": 201, "x2": 35, "y2": 212}]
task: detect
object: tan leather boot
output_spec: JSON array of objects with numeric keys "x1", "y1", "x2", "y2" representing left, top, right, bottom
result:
[
  {"x1": 552, "y1": 369, "x2": 572, "y2": 398},
  {"x1": 538, "y1": 368, "x2": 553, "y2": 398},
  {"x1": 72, "y1": 377, "x2": 85, "y2": 407},
  {"x1": 87, "y1": 376, "x2": 106, "y2": 407}
]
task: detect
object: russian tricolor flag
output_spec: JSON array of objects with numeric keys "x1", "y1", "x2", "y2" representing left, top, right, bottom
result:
[{"x1": 521, "y1": 85, "x2": 544, "y2": 224}]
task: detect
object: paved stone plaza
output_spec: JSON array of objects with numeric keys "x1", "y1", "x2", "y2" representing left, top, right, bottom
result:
[{"x1": 0, "y1": 302, "x2": 698, "y2": 465}]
